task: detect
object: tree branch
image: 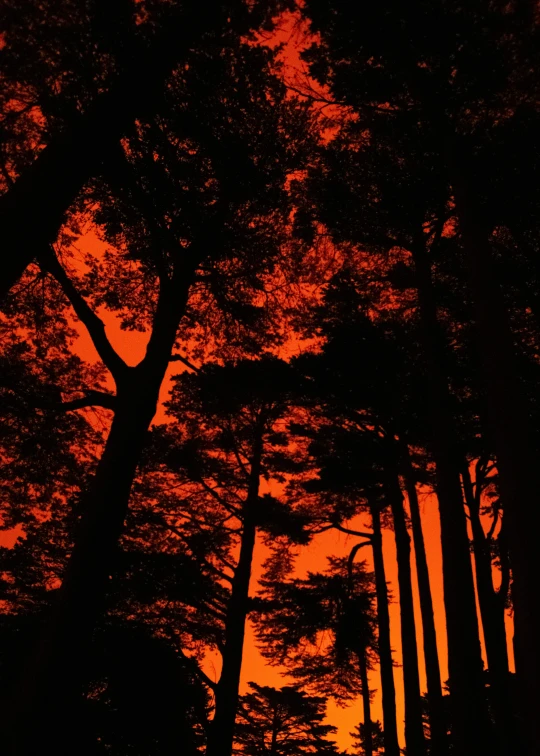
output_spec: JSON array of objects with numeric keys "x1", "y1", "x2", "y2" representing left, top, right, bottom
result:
[
  {"x1": 39, "y1": 246, "x2": 129, "y2": 384},
  {"x1": 177, "y1": 645, "x2": 218, "y2": 692},
  {"x1": 348, "y1": 541, "x2": 373, "y2": 590},
  {"x1": 152, "y1": 516, "x2": 234, "y2": 586},
  {"x1": 169, "y1": 353, "x2": 201, "y2": 372},
  {"x1": 51, "y1": 389, "x2": 117, "y2": 412},
  {"x1": 333, "y1": 523, "x2": 374, "y2": 540}
]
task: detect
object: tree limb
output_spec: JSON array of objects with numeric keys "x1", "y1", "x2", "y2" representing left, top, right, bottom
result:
[
  {"x1": 333, "y1": 523, "x2": 373, "y2": 540},
  {"x1": 348, "y1": 541, "x2": 373, "y2": 590},
  {"x1": 169, "y1": 353, "x2": 201, "y2": 372},
  {"x1": 52, "y1": 389, "x2": 117, "y2": 412},
  {"x1": 39, "y1": 246, "x2": 129, "y2": 384},
  {"x1": 177, "y1": 646, "x2": 218, "y2": 692}
]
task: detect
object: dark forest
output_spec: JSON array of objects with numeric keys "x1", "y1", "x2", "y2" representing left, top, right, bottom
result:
[{"x1": 1, "y1": 2, "x2": 539, "y2": 755}]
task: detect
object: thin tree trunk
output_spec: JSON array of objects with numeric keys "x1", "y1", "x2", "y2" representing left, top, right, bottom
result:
[
  {"x1": 450, "y1": 163, "x2": 540, "y2": 756},
  {"x1": 461, "y1": 462, "x2": 516, "y2": 752},
  {"x1": 384, "y1": 463, "x2": 427, "y2": 756},
  {"x1": 411, "y1": 237, "x2": 494, "y2": 755},
  {"x1": 357, "y1": 646, "x2": 374, "y2": 756},
  {"x1": 369, "y1": 501, "x2": 400, "y2": 756},
  {"x1": 4, "y1": 273, "x2": 192, "y2": 755},
  {"x1": 206, "y1": 429, "x2": 263, "y2": 756},
  {"x1": 401, "y1": 445, "x2": 448, "y2": 756},
  {"x1": 269, "y1": 707, "x2": 279, "y2": 756}
]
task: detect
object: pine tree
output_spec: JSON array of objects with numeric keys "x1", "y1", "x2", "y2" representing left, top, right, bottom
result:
[
  {"x1": 255, "y1": 557, "x2": 380, "y2": 756},
  {"x1": 234, "y1": 683, "x2": 340, "y2": 756}
]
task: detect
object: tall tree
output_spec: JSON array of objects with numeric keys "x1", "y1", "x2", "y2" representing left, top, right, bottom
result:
[
  {"x1": 0, "y1": 0, "x2": 288, "y2": 300},
  {"x1": 139, "y1": 357, "x2": 312, "y2": 756},
  {"x1": 2, "y1": 34, "x2": 312, "y2": 754},
  {"x1": 400, "y1": 446, "x2": 448, "y2": 756},
  {"x1": 300, "y1": 5, "x2": 540, "y2": 749},
  {"x1": 460, "y1": 458, "x2": 516, "y2": 743},
  {"x1": 295, "y1": 88, "x2": 493, "y2": 751},
  {"x1": 292, "y1": 284, "x2": 448, "y2": 754}
]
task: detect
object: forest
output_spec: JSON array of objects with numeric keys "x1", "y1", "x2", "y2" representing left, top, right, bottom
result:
[{"x1": 1, "y1": 1, "x2": 539, "y2": 755}]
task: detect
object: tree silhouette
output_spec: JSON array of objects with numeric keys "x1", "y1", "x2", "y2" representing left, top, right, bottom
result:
[
  {"x1": 350, "y1": 720, "x2": 384, "y2": 756},
  {"x1": 1, "y1": 28, "x2": 313, "y2": 755},
  {"x1": 0, "y1": 0, "x2": 289, "y2": 301},
  {"x1": 0, "y1": 568, "x2": 211, "y2": 754},
  {"x1": 84, "y1": 620, "x2": 208, "y2": 755},
  {"x1": 296, "y1": 106, "x2": 490, "y2": 755},
  {"x1": 2, "y1": 4, "x2": 539, "y2": 755},
  {"x1": 300, "y1": 4, "x2": 540, "y2": 751},
  {"x1": 234, "y1": 683, "x2": 340, "y2": 756},
  {"x1": 138, "y1": 357, "x2": 312, "y2": 756},
  {"x1": 289, "y1": 273, "x2": 449, "y2": 755},
  {"x1": 255, "y1": 557, "x2": 379, "y2": 756}
]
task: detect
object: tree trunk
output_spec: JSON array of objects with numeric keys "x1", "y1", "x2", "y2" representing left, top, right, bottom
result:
[
  {"x1": 6, "y1": 382, "x2": 162, "y2": 754},
  {"x1": 269, "y1": 707, "x2": 279, "y2": 756},
  {"x1": 369, "y1": 501, "x2": 400, "y2": 756},
  {"x1": 461, "y1": 462, "x2": 516, "y2": 752},
  {"x1": 3, "y1": 275, "x2": 192, "y2": 755},
  {"x1": 450, "y1": 163, "x2": 540, "y2": 756},
  {"x1": 411, "y1": 238, "x2": 494, "y2": 755},
  {"x1": 206, "y1": 431, "x2": 263, "y2": 756},
  {"x1": 384, "y1": 464, "x2": 427, "y2": 756},
  {"x1": 401, "y1": 445, "x2": 448, "y2": 756},
  {"x1": 357, "y1": 646, "x2": 374, "y2": 756}
]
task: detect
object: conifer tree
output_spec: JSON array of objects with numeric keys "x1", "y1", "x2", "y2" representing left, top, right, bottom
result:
[{"x1": 234, "y1": 683, "x2": 340, "y2": 756}]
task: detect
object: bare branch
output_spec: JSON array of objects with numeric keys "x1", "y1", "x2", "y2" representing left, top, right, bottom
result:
[
  {"x1": 169, "y1": 354, "x2": 201, "y2": 372},
  {"x1": 333, "y1": 523, "x2": 374, "y2": 540},
  {"x1": 348, "y1": 541, "x2": 373, "y2": 590},
  {"x1": 51, "y1": 389, "x2": 117, "y2": 412},
  {"x1": 39, "y1": 246, "x2": 129, "y2": 384}
]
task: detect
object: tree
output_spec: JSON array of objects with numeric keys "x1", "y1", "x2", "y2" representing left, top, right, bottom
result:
[
  {"x1": 300, "y1": 4, "x2": 540, "y2": 750},
  {"x1": 350, "y1": 720, "x2": 384, "y2": 756},
  {"x1": 460, "y1": 458, "x2": 515, "y2": 740},
  {"x1": 234, "y1": 683, "x2": 340, "y2": 756},
  {"x1": 290, "y1": 278, "x2": 449, "y2": 755},
  {"x1": 294, "y1": 72, "x2": 493, "y2": 755},
  {"x1": 0, "y1": 553, "x2": 211, "y2": 754},
  {"x1": 84, "y1": 620, "x2": 208, "y2": 755},
  {"x1": 139, "y1": 357, "x2": 313, "y2": 756},
  {"x1": 0, "y1": 0, "x2": 287, "y2": 300},
  {"x1": 2, "y1": 29, "x2": 313, "y2": 754},
  {"x1": 255, "y1": 557, "x2": 380, "y2": 756}
]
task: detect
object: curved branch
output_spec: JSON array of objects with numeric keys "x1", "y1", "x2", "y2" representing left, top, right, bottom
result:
[
  {"x1": 169, "y1": 353, "x2": 201, "y2": 372},
  {"x1": 334, "y1": 523, "x2": 374, "y2": 540},
  {"x1": 39, "y1": 246, "x2": 129, "y2": 384},
  {"x1": 177, "y1": 646, "x2": 217, "y2": 692},
  {"x1": 348, "y1": 541, "x2": 373, "y2": 590}
]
